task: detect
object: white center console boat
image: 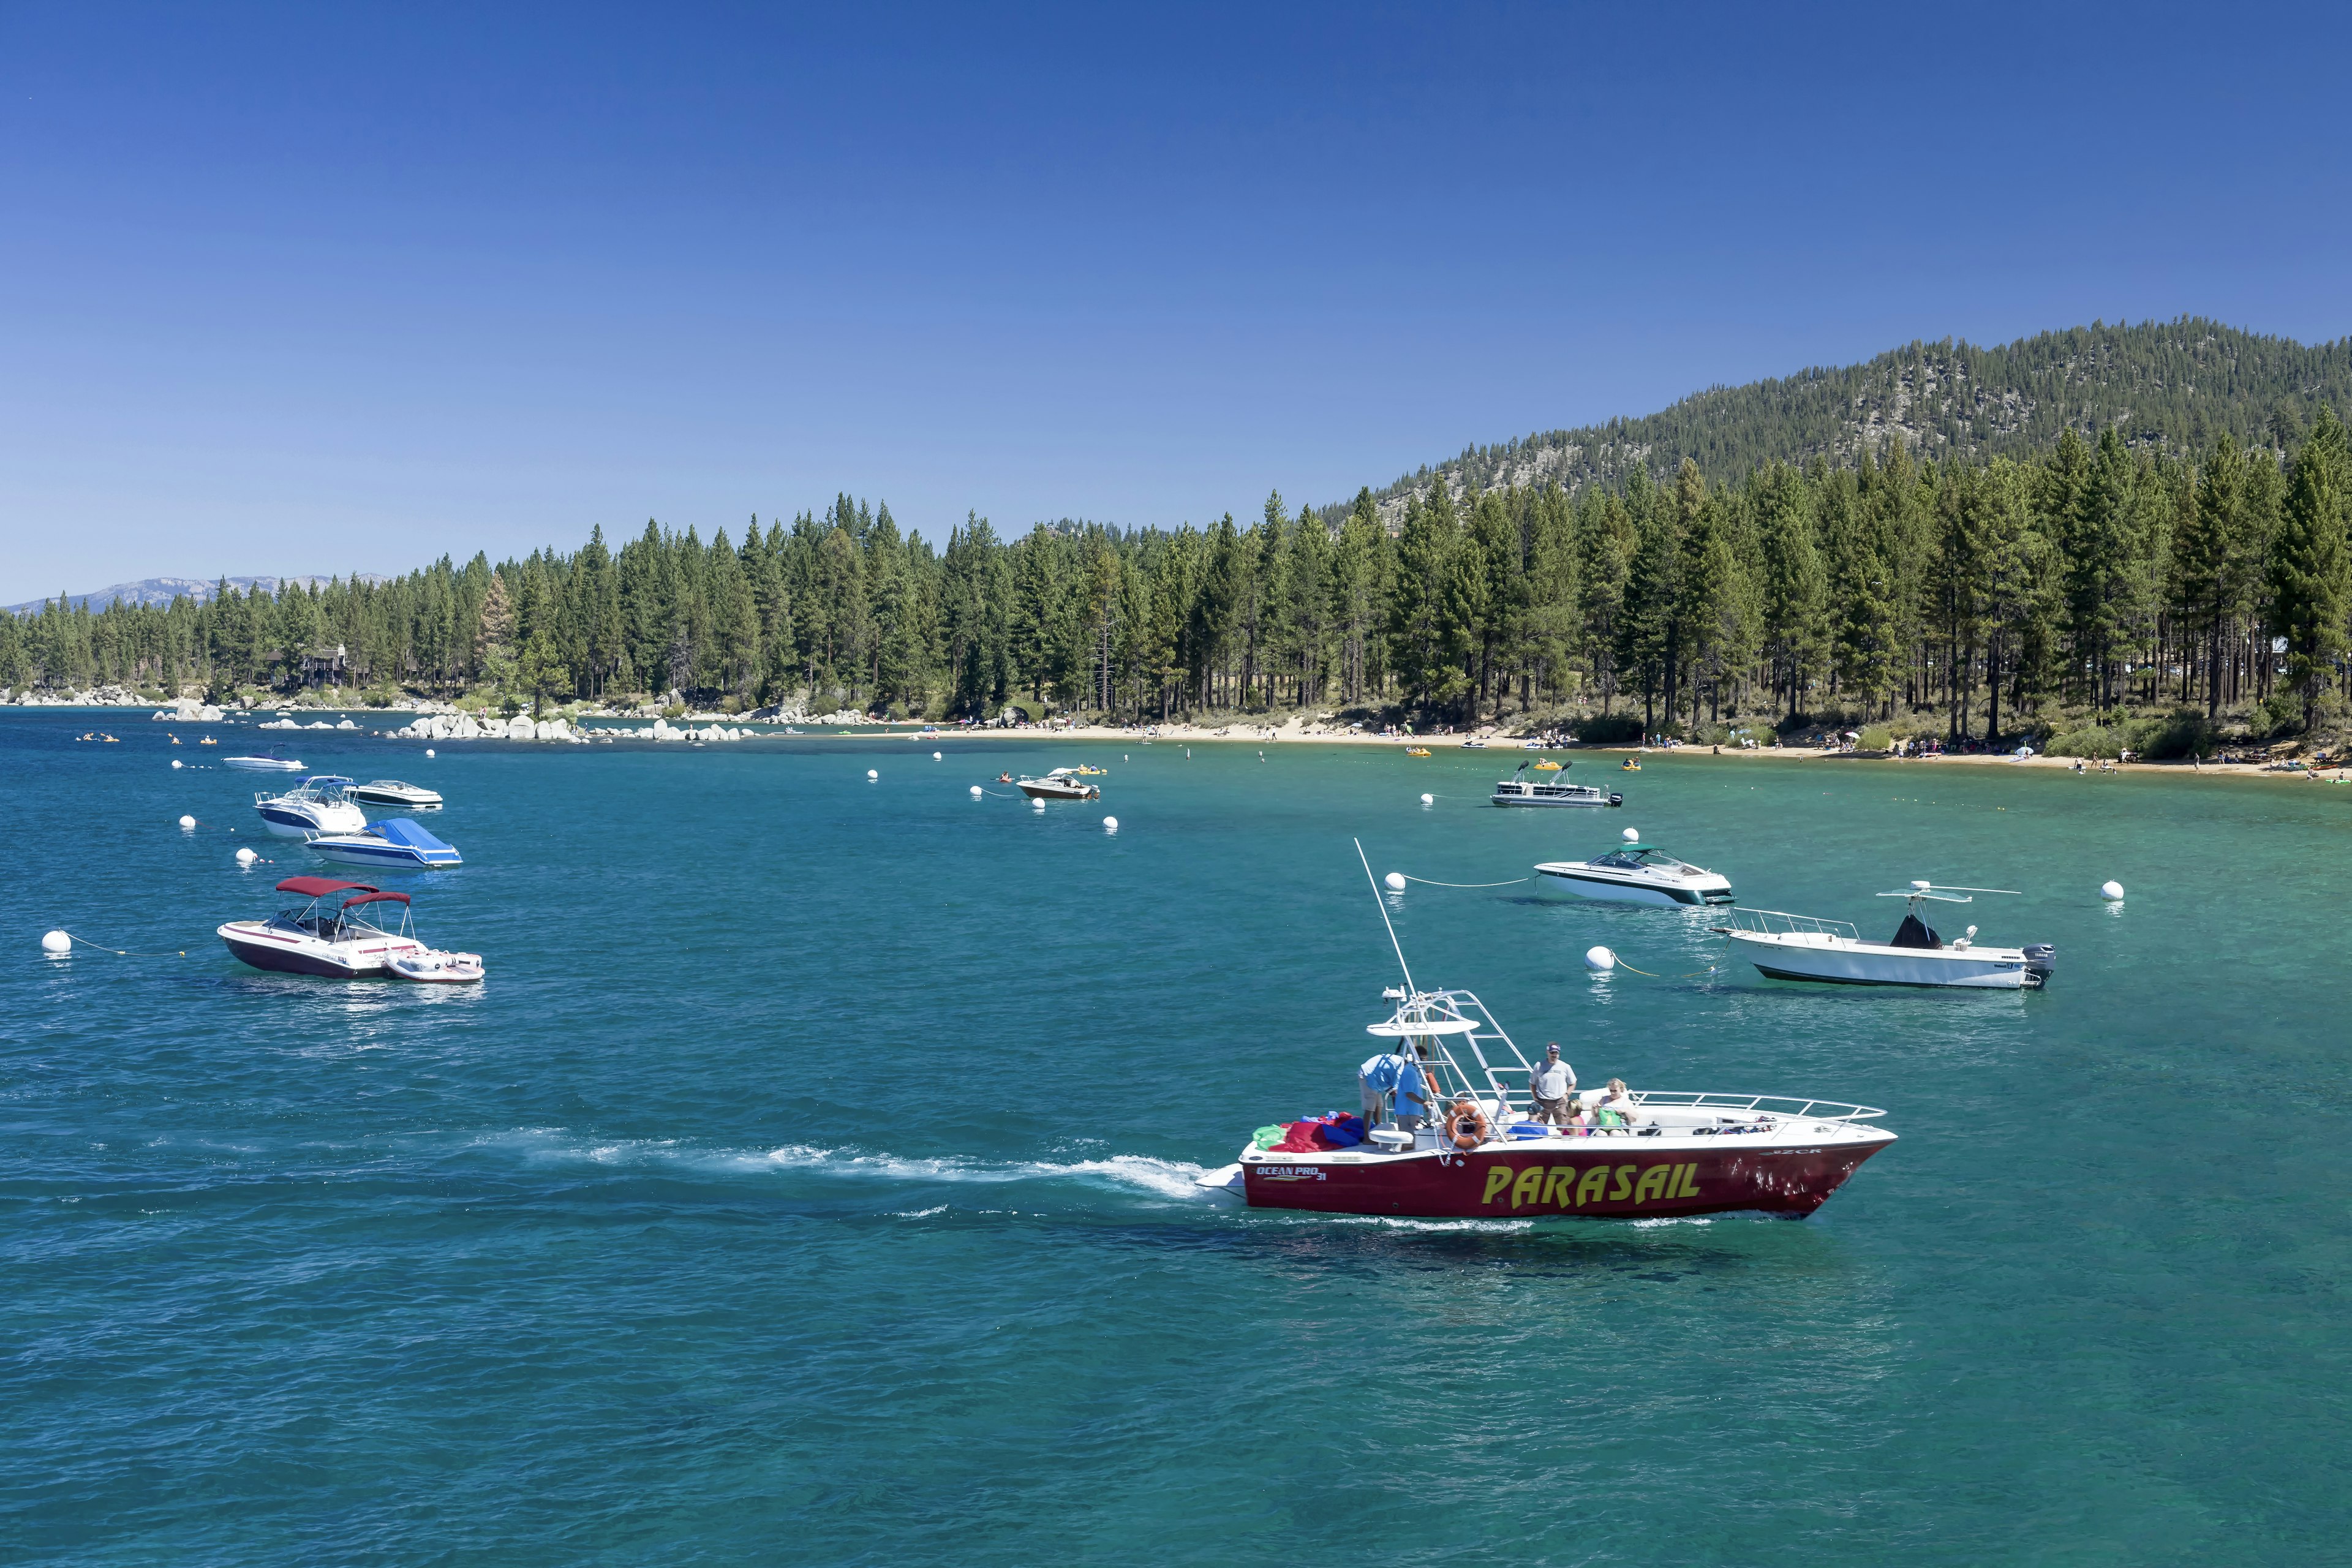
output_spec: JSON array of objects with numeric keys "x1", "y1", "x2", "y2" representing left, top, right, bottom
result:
[{"x1": 1715, "y1": 881, "x2": 2054, "y2": 989}]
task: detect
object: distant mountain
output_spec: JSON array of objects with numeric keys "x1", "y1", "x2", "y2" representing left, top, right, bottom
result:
[
  {"x1": 1349, "y1": 317, "x2": 2352, "y2": 525},
  {"x1": 7, "y1": 575, "x2": 388, "y2": 616}
]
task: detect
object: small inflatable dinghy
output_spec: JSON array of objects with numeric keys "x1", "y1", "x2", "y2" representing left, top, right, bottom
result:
[{"x1": 387, "y1": 949, "x2": 485, "y2": 984}]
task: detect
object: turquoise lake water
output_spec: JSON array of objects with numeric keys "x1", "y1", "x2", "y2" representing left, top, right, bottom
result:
[{"x1": 5, "y1": 712, "x2": 2349, "y2": 1565}]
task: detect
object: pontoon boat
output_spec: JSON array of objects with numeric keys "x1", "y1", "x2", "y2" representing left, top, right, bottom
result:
[
  {"x1": 1716, "y1": 881, "x2": 2054, "y2": 989},
  {"x1": 1491, "y1": 760, "x2": 1622, "y2": 808},
  {"x1": 254, "y1": 775, "x2": 369, "y2": 839},
  {"x1": 217, "y1": 876, "x2": 431, "y2": 978}
]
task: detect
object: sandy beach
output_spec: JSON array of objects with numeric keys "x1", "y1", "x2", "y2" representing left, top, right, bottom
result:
[{"x1": 823, "y1": 713, "x2": 2348, "y2": 783}]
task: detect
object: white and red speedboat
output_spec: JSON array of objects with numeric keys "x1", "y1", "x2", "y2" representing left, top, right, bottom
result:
[
  {"x1": 1196, "y1": 848, "x2": 1896, "y2": 1220},
  {"x1": 217, "y1": 876, "x2": 431, "y2": 978}
]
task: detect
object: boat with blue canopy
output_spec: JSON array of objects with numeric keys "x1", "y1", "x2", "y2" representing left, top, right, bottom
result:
[{"x1": 304, "y1": 817, "x2": 464, "y2": 870}]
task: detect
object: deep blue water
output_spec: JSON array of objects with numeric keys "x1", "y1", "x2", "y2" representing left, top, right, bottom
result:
[{"x1": 5, "y1": 711, "x2": 2349, "y2": 1565}]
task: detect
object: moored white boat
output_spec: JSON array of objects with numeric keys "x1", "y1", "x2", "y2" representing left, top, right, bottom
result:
[
  {"x1": 217, "y1": 876, "x2": 429, "y2": 978},
  {"x1": 224, "y1": 752, "x2": 306, "y2": 772},
  {"x1": 345, "y1": 778, "x2": 443, "y2": 809},
  {"x1": 254, "y1": 775, "x2": 369, "y2": 839},
  {"x1": 1716, "y1": 882, "x2": 2054, "y2": 989},
  {"x1": 1017, "y1": 767, "x2": 1101, "y2": 800},
  {"x1": 1534, "y1": 831, "x2": 1732, "y2": 906},
  {"x1": 305, "y1": 817, "x2": 463, "y2": 870}
]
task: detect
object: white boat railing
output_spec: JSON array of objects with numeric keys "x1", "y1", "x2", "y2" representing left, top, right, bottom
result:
[
  {"x1": 1626, "y1": 1090, "x2": 1885, "y2": 1123},
  {"x1": 1714, "y1": 907, "x2": 1859, "y2": 941},
  {"x1": 1376, "y1": 989, "x2": 1538, "y2": 1119}
]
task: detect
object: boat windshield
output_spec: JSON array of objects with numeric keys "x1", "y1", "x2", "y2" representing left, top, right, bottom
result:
[{"x1": 1593, "y1": 848, "x2": 1696, "y2": 872}]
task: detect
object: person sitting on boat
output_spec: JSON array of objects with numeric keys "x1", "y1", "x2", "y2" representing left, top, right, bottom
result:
[
  {"x1": 1529, "y1": 1042, "x2": 1577, "y2": 1124},
  {"x1": 1589, "y1": 1078, "x2": 1635, "y2": 1130}
]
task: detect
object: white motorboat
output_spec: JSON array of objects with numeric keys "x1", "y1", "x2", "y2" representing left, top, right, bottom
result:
[
  {"x1": 254, "y1": 775, "x2": 369, "y2": 839},
  {"x1": 217, "y1": 876, "x2": 430, "y2": 978},
  {"x1": 1716, "y1": 881, "x2": 2054, "y2": 990},
  {"x1": 388, "y1": 948, "x2": 484, "y2": 984},
  {"x1": 1017, "y1": 767, "x2": 1101, "y2": 801},
  {"x1": 223, "y1": 752, "x2": 306, "y2": 772},
  {"x1": 1491, "y1": 760, "x2": 1622, "y2": 808},
  {"x1": 305, "y1": 817, "x2": 462, "y2": 870},
  {"x1": 345, "y1": 778, "x2": 443, "y2": 809},
  {"x1": 1534, "y1": 831, "x2": 1732, "y2": 906}
]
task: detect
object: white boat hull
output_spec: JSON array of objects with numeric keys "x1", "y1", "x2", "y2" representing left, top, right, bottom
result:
[
  {"x1": 1725, "y1": 931, "x2": 2041, "y2": 989},
  {"x1": 1534, "y1": 865, "x2": 1733, "y2": 907},
  {"x1": 217, "y1": 919, "x2": 424, "y2": 978},
  {"x1": 306, "y1": 837, "x2": 461, "y2": 870}
]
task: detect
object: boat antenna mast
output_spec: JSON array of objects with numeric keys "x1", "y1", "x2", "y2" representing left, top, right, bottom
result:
[{"x1": 1353, "y1": 838, "x2": 1417, "y2": 995}]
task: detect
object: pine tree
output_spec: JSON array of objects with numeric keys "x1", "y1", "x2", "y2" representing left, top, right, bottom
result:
[
  {"x1": 2270, "y1": 406, "x2": 2351, "y2": 733},
  {"x1": 1755, "y1": 461, "x2": 1824, "y2": 717}
]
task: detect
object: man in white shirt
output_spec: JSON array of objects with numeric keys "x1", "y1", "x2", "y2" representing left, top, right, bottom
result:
[{"x1": 1529, "y1": 1042, "x2": 1577, "y2": 1123}]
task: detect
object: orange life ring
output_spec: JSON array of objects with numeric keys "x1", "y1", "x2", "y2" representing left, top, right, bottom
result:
[{"x1": 1445, "y1": 1101, "x2": 1491, "y2": 1151}]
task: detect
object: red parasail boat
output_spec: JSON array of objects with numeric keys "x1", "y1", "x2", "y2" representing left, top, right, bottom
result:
[{"x1": 1195, "y1": 848, "x2": 1896, "y2": 1221}]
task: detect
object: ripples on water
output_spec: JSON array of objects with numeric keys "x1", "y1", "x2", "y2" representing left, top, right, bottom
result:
[{"x1": 5, "y1": 715, "x2": 2348, "y2": 1564}]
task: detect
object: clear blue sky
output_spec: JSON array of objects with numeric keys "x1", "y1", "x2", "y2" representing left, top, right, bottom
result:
[{"x1": 3, "y1": 2, "x2": 2347, "y2": 601}]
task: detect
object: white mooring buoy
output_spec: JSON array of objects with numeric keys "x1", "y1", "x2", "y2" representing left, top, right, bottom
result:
[
  {"x1": 425, "y1": 748, "x2": 435, "y2": 758},
  {"x1": 1622, "y1": 826, "x2": 1639, "y2": 842},
  {"x1": 1032, "y1": 798, "x2": 1046, "y2": 811},
  {"x1": 1584, "y1": 945, "x2": 1616, "y2": 972},
  {"x1": 42, "y1": 930, "x2": 71, "y2": 955},
  {"x1": 178, "y1": 814, "x2": 197, "y2": 829},
  {"x1": 970, "y1": 785, "x2": 984, "y2": 798},
  {"x1": 1419, "y1": 793, "x2": 1434, "y2": 806},
  {"x1": 2100, "y1": 880, "x2": 2125, "y2": 901},
  {"x1": 932, "y1": 751, "x2": 942, "y2": 760},
  {"x1": 1102, "y1": 816, "x2": 1118, "y2": 832},
  {"x1": 236, "y1": 846, "x2": 257, "y2": 866},
  {"x1": 170, "y1": 758, "x2": 183, "y2": 769},
  {"x1": 1384, "y1": 872, "x2": 1407, "y2": 892},
  {"x1": 867, "y1": 769, "x2": 878, "y2": 781}
]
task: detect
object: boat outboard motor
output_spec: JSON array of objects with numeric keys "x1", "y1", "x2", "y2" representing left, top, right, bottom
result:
[{"x1": 2022, "y1": 943, "x2": 2056, "y2": 979}]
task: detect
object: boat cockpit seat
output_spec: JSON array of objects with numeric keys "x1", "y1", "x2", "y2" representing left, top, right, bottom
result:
[{"x1": 1888, "y1": 913, "x2": 1942, "y2": 949}]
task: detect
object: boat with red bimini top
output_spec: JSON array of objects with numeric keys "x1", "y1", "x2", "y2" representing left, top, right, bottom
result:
[
  {"x1": 217, "y1": 876, "x2": 431, "y2": 978},
  {"x1": 1194, "y1": 845, "x2": 1896, "y2": 1220}
]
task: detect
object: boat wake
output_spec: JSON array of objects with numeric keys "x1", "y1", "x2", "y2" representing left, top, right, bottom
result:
[{"x1": 492, "y1": 1129, "x2": 1215, "y2": 1202}]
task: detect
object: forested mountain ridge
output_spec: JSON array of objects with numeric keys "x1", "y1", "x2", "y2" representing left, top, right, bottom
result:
[
  {"x1": 2, "y1": 575, "x2": 388, "y2": 616},
  {"x1": 11, "y1": 319, "x2": 2352, "y2": 756},
  {"x1": 1350, "y1": 318, "x2": 2352, "y2": 532}
]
